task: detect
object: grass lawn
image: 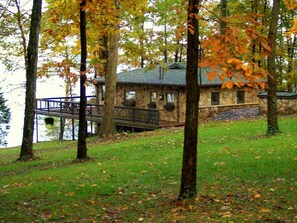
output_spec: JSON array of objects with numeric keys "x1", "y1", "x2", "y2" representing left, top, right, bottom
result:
[{"x1": 0, "y1": 116, "x2": 296, "y2": 222}]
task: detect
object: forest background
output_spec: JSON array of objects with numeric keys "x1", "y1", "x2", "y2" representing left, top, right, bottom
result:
[{"x1": 0, "y1": 0, "x2": 296, "y2": 148}]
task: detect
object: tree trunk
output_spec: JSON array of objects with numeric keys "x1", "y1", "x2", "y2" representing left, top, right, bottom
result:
[
  {"x1": 178, "y1": 0, "x2": 199, "y2": 200},
  {"x1": 19, "y1": 0, "x2": 42, "y2": 161},
  {"x1": 59, "y1": 117, "x2": 65, "y2": 140},
  {"x1": 77, "y1": 0, "x2": 88, "y2": 159},
  {"x1": 287, "y1": 36, "x2": 296, "y2": 91},
  {"x1": 267, "y1": 0, "x2": 280, "y2": 134},
  {"x1": 219, "y1": 0, "x2": 227, "y2": 35},
  {"x1": 99, "y1": 31, "x2": 119, "y2": 137}
]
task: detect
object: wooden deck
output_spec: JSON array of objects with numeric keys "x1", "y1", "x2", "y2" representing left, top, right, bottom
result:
[{"x1": 35, "y1": 96, "x2": 183, "y2": 130}]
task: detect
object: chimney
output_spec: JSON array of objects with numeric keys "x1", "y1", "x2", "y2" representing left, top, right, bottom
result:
[{"x1": 159, "y1": 66, "x2": 164, "y2": 80}]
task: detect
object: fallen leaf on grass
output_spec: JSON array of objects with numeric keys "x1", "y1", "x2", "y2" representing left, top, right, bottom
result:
[
  {"x1": 213, "y1": 162, "x2": 225, "y2": 166},
  {"x1": 260, "y1": 208, "x2": 271, "y2": 213},
  {"x1": 86, "y1": 199, "x2": 97, "y2": 205},
  {"x1": 221, "y1": 211, "x2": 232, "y2": 218},
  {"x1": 65, "y1": 192, "x2": 76, "y2": 197},
  {"x1": 121, "y1": 205, "x2": 129, "y2": 210},
  {"x1": 254, "y1": 192, "x2": 261, "y2": 198}
]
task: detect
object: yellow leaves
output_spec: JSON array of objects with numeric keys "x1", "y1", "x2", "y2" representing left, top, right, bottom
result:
[
  {"x1": 284, "y1": 0, "x2": 297, "y2": 10},
  {"x1": 287, "y1": 17, "x2": 297, "y2": 35},
  {"x1": 260, "y1": 208, "x2": 271, "y2": 213}
]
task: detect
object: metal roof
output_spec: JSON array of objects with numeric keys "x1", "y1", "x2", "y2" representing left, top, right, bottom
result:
[
  {"x1": 95, "y1": 62, "x2": 224, "y2": 87},
  {"x1": 258, "y1": 91, "x2": 297, "y2": 99}
]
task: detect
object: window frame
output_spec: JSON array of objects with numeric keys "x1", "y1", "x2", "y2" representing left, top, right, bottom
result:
[
  {"x1": 123, "y1": 90, "x2": 136, "y2": 107},
  {"x1": 237, "y1": 91, "x2": 245, "y2": 104},
  {"x1": 124, "y1": 90, "x2": 136, "y2": 101},
  {"x1": 211, "y1": 92, "x2": 220, "y2": 105},
  {"x1": 101, "y1": 85, "x2": 105, "y2": 101},
  {"x1": 150, "y1": 92, "x2": 157, "y2": 103},
  {"x1": 166, "y1": 92, "x2": 175, "y2": 104}
]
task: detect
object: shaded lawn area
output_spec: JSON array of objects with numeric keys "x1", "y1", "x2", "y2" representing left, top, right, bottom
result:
[{"x1": 0, "y1": 116, "x2": 296, "y2": 222}]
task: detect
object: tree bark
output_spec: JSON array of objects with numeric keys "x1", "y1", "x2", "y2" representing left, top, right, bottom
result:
[
  {"x1": 178, "y1": 0, "x2": 199, "y2": 200},
  {"x1": 77, "y1": 0, "x2": 88, "y2": 159},
  {"x1": 99, "y1": 31, "x2": 119, "y2": 137},
  {"x1": 219, "y1": 0, "x2": 227, "y2": 35},
  {"x1": 267, "y1": 0, "x2": 280, "y2": 134},
  {"x1": 287, "y1": 36, "x2": 296, "y2": 91},
  {"x1": 19, "y1": 0, "x2": 42, "y2": 161}
]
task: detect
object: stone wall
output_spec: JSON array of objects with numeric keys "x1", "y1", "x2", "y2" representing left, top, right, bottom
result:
[
  {"x1": 259, "y1": 97, "x2": 297, "y2": 115},
  {"x1": 97, "y1": 83, "x2": 260, "y2": 122}
]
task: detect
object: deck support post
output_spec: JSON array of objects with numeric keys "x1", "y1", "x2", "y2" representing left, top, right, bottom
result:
[
  {"x1": 35, "y1": 114, "x2": 38, "y2": 143},
  {"x1": 72, "y1": 119, "x2": 75, "y2": 140},
  {"x1": 90, "y1": 121, "x2": 93, "y2": 136}
]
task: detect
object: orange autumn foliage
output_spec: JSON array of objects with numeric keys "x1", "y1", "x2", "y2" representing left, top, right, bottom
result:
[{"x1": 200, "y1": 14, "x2": 269, "y2": 89}]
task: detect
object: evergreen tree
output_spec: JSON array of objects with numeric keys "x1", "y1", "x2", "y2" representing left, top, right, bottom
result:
[{"x1": 0, "y1": 89, "x2": 11, "y2": 147}]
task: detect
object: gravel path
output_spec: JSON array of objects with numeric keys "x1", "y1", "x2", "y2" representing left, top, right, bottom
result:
[{"x1": 213, "y1": 107, "x2": 261, "y2": 121}]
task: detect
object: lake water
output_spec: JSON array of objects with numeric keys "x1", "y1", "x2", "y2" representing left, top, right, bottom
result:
[{"x1": 0, "y1": 66, "x2": 94, "y2": 148}]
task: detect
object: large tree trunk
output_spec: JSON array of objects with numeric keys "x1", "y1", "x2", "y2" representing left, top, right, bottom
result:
[
  {"x1": 77, "y1": 0, "x2": 88, "y2": 159},
  {"x1": 19, "y1": 0, "x2": 42, "y2": 161},
  {"x1": 267, "y1": 0, "x2": 280, "y2": 135},
  {"x1": 178, "y1": 0, "x2": 199, "y2": 200},
  {"x1": 99, "y1": 31, "x2": 119, "y2": 137}
]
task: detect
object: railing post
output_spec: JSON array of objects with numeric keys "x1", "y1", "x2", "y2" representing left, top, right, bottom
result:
[
  {"x1": 60, "y1": 100, "x2": 62, "y2": 114},
  {"x1": 132, "y1": 108, "x2": 136, "y2": 122}
]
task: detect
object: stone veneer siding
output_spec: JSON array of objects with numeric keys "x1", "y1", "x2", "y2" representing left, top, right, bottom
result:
[
  {"x1": 97, "y1": 84, "x2": 260, "y2": 122},
  {"x1": 259, "y1": 97, "x2": 297, "y2": 115}
]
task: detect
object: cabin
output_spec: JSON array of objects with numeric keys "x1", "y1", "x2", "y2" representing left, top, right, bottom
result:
[{"x1": 94, "y1": 62, "x2": 260, "y2": 124}]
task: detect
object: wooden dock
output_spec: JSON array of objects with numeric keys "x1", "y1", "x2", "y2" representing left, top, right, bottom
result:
[{"x1": 35, "y1": 96, "x2": 163, "y2": 130}]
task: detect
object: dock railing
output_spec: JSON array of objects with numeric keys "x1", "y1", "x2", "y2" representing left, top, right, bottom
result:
[{"x1": 36, "y1": 96, "x2": 159, "y2": 127}]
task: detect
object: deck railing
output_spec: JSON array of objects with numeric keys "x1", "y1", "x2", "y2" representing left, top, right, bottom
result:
[{"x1": 36, "y1": 96, "x2": 159, "y2": 126}]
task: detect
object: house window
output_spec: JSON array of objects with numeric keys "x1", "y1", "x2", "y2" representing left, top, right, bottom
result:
[
  {"x1": 125, "y1": 90, "x2": 136, "y2": 100},
  {"x1": 164, "y1": 92, "x2": 175, "y2": 111},
  {"x1": 124, "y1": 90, "x2": 136, "y2": 107},
  {"x1": 237, "y1": 91, "x2": 245, "y2": 104},
  {"x1": 101, "y1": 85, "x2": 105, "y2": 100},
  {"x1": 211, "y1": 92, "x2": 220, "y2": 105},
  {"x1": 166, "y1": 92, "x2": 175, "y2": 103},
  {"x1": 150, "y1": 92, "x2": 157, "y2": 103},
  {"x1": 148, "y1": 92, "x2": 157, "y2": 109}
]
